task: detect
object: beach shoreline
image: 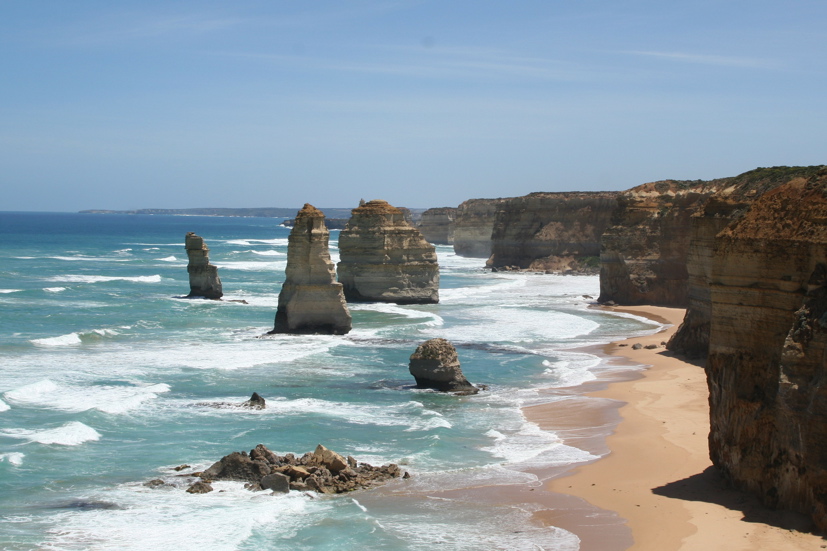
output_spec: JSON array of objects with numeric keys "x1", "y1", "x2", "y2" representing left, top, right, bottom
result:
[{"x1": 525, "y1": 305, "x2": 822, "y2": 550}]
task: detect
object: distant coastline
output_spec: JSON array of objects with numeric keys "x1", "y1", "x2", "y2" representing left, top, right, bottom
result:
[{"x1": 78, "y1": 207, "x2": 357, "y2": 218}]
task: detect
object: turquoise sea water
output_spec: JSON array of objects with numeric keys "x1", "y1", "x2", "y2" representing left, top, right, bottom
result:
[{"x1": 0, "y1": 212, "x2": 658, "y2": 550}]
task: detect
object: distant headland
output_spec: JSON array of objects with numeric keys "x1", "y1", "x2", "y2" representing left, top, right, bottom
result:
[{"x1": 79, "y1": 207, "x2": 358, "y2": 219}]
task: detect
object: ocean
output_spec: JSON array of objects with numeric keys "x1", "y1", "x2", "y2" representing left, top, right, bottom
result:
[{"x1": 0, "y1": 212, "x2": 660, "y2": 550}]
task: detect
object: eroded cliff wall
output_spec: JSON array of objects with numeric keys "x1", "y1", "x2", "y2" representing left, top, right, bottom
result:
[
  {"x1": 488, "y1": 192, "x2": 618, "y2": 272},
  {"x1": 706, "y1": 170, "x2": 827, "y2": 530},
  {"x1": 418, "y1": 207, "x2": 456, "y2": 245},
  {"x1": 453, "y1": 198, "x2": 508, "y2": 258}
]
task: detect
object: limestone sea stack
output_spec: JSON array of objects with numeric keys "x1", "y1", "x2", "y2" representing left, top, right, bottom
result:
[
  {"x1": 409, "y1": 338, "x2": 478, "y2": 394},
  {"x1": 271, "y1": 204, "x2": 351, "y2": 335},
  {"x1": 185, "y1": 232, "x2": 223, "y2": 299},
  {"x1": 337, "y1": 200, "x2": 439, "y2": 304}
]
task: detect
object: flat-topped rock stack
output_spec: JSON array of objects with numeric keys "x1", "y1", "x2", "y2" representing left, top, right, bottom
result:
[
  {"x1": 271, "y1": 204, "x2": 351, "y2": 335},
  {"x1": 409, "y1": 338, "x2": 479, "y2": 395},
  {"x1": 185, "y1": 232, "x2": 223, "y2": 299},
  {"x1": 337, "y1": 200, "x2": 439, "y2": 304}
]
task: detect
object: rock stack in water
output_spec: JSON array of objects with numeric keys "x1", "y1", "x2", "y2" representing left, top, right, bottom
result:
[
  {"x1": 409, "y1": 338, "x2": 478, "y2": 394},
  {"x1": 271, "y1": 204, "x2": 352, "y2": 335},
  {"x1": 185, "y1": 232, "x2": 223, "y2": 299},
  {"x1": 337, "y1": 200, "x2": 439, "y2": 304}
]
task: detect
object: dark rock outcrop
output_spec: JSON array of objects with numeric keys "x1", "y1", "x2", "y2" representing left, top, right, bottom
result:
[
  {"x1": 705, "y1": 170, "x2": 827, "y2": 531},
  {"x1": 418, "y1": 207, "x2": 456, "y2": 245},
  {"x1": 488, "y1": 192, "x2": 618, "y2": 272},
  {"x1": 453, "y1": 198, "x2": 509, "y2": 258},
  {"x1": 271, "y1": 204, "x2": 351, "y2": 335},
  {"x1": 198, "y1": 444, "x2": 406, "y2": 495},
  {"x1": 185, "y1": 232, "x2": 223, "y2": 299},
  {"x1": 337, "y1": 200, "x2": 439, "y2": 304},
  {"x1": 409, "y1": 338, "x2": 478, "y2": 394}
]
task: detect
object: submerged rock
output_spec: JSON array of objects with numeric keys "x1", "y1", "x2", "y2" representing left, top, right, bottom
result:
[
  {"x1": 185, "y1": 232, "x2": 223, "y2": 299},
  {"x1": 337, "y1": 200, "x2": 439, "y2": 304},
  {"x1": 271, "y1": 204, "x2": 352, "y2": 335},
  {"x1": 193, "y1": 444, "x2": 406, "y2": 495},
  {"x1": 409, "y1": 338, "x2": 478, "y2": 394}
]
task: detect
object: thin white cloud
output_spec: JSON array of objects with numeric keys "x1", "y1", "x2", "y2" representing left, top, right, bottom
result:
[{"x1": 620, "y1": 50, "x2": 773, "y2": 69}]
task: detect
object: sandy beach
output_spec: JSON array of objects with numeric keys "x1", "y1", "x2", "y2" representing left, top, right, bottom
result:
[{"x1": 528, "y1": 305, "x2": 825, "y2": 550}]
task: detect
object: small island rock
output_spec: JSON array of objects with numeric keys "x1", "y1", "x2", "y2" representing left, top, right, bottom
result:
[
  {"x1": 409, "y1": 338, "x2": 478, "y2": 394},
  {"x1": 185, "y1": 232, "x2": 223, "y2": 299}
]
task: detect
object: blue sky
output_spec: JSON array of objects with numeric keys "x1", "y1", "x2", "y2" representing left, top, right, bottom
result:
[{"x1": 2, "y1": 1, "x2": 825, "y2": 211}]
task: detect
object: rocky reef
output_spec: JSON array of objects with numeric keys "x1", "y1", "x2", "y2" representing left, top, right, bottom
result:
[
  {"x1": 452, "y1": 198, "x2": 509, "y2": 258},
  {"x1": 185, "y1": 232, "x2": 223, "y2": 299},
  {"x1": 705, "y1": 169, "x2": 827, "y2": 531},
  {"x1": 337, "y1": 200, "x2": 439, "y2": 304},
  {"x1": 488, "y1": 192, "x2": 618, "y2": 272},
  {"x1": 271, "y1": 204, "x2": 351, "y2": 335},
  {"x1": 418, "y1": 207, "x2": 456, "y2": 245},
  {"x1": 409, "y1": 338, "x2": 479, "y2": 394},
  {"x1": 167, "y1": 444, "x2": 407, "y2": 495}
]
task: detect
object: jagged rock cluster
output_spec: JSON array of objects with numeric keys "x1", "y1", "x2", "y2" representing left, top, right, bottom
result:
[
  {"x1": 417, "y1": 207, "x2": 456, "y2": 245},
  {"x1": 409, "y1": 338, "x2": 479, "y2": 395},
  {"x1": 271, "y1": 204, "x2": 352, "y2": 335},
  {"x1": 337, "y1": 200, "x2": 439, "y2": 304},
  {"x1": 185, "y1": 232, "x2": 223, "y2": 299},
  {"x1": 704, "y1": 170, "x2": 827, "y2": 531},
  {"x1": 184, "y1": 444, "x2": 406, "y2": 495}
]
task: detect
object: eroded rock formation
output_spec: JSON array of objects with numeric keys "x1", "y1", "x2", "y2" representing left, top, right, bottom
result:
[
  {"x1": 337, "y1": 200, "x2": 439, "y2": 304},
  {"x1": 188, "y1": 444, "x2": 406, "y2": 494},
  {"x1": 271, "y1": 204, "x2": 351, "y2": 335},
  {"x1": 488, "y1": 192, "x2": 618, "y2": 272},
  {"x1": 185, "y1": 232, "x2": 223, "y2": 299},
  {"x1": 418, "y1": 207, "x2": 456, "y2": 245},
  {"x1": 706, "y1": 170, "x2": 827, "y2": 530},
  {"x1": 453, "y1": 198, "x2": 509, "y2": 258},
  {"x1": 409, "y1": 338, "x2": 478, "y2": 394},
  {"x1": 668, "y1": 166, "x2": 826, "y2": 357}
]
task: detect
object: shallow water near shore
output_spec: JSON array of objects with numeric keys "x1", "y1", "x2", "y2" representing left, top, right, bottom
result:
[{"x1": 0, "y1": 212, "x2": 660, "y2": 550}]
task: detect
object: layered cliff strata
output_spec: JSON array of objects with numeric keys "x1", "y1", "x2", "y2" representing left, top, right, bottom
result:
[
  {"x1": 417, "y1": 207, "x2": 456, "y2": 245},
  {"x1": 271, "y1": 204, "x2": 351, "y2": 335},
  {"x1": 337, "y1": 200, "x2": 439, "y2": 304},
  {"x1": 705, "y1": 170, "x2": 827, "y2": 530},
  {"x1": 488, "y1": 192, "x2": 618, "y2": 272},
  {"x1": 668, "y1": 166, "x2": 826, "y2": 357},
  {"x1": 453, "y1": 198, "x2": 508, "y2": 258},
  {"x1": 185, "y1": 232, "x2": 223, "y2": 299}
]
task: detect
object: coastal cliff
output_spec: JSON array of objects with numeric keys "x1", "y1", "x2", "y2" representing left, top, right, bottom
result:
[
  {"x1": 337, "y1": 200, "x2": 439, "y2": 304},
  {"x1": 706, "y1": 169, "x2": 827, "y2": 530},
  {"x1": 453, "y1": 198, "x2": 508, "y2": 258},
  {"x1": 418, "y1": 207, "x2": 456, "y2": 245},
  {"x1": 669, "y1": 166, "x2": 826, "y2": 357},
  {"x1": 488, "y1": 192, "x2": 618, "y2": 272}
]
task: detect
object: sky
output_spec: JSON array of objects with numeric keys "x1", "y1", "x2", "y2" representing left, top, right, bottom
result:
[{"x1": 1, "y1": 1, "x2": 825, "y2": 212}]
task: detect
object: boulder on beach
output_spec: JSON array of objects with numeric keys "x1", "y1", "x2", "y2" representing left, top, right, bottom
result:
[
  {"x1": 409, "y1": 338, "x2": 478, "y2": 395},
  {"x1": 185, "y1": 232, "x2": 223, "y2": 299}
]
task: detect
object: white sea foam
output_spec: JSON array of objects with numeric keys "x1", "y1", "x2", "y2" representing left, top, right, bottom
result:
[
  {"x1": 0, "y1": 452, "x2": 25, "y2": 466},
  {"x1": 46, "y1": 274, "x2": 163, "y2": 284},
  {"x1": 349, "y1": 303, "x2": 444, "y2": 326},
  {"x1": 249, "y1": 250, "x2": 283, "y2": 256},
  {"x1": 43, "y1": 287, "x2": 67, "y2": 293},
  {"x1": 158, "y1": 255, "x2": 177, "y2": 261},
  {"x1": 0, "y1": 398, "x2": 9, "y2": 412},
  {"x1": 4, "y1": 379, "x2": 170, "y2": 414},
  {"x1": 0, "y1": 421, "x2": 101, "y2": 446},
  {"x1": 0, "y1": 289, "x2": 22, "y2": 294},
  {"x1": 215, "y1": 261, "x2": 285, "y2": 272},
  {"x1": 225, "y1": 238, "x2": 288, "y2": 247},
  {"x1": 31, "y1": 333, "x2": 82, "y2": 347}
]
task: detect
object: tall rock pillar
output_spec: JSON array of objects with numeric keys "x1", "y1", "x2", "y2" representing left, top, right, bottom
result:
[
  {"x1": 337, "y1": 200, "x2": 439, "y2": 304},
  {"x1": 185, "y1": 232, "x2": 223, "y2": 299},
  {"x1": 271, "y1": 204, "x2": 352, "y2": 335}
]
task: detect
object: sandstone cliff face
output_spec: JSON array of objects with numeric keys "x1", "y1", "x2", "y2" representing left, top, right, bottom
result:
[
  {"x1": 417, "y1": 207, "x2": 456, "y2": 245},
  {"x1": 271, "y1": 204, "x2": 351, "y2": 335},
  {"x1": 453, "y1": 198, "x2": 508, "y2": 258},
  {"x1": 706, "y1": 170, "x2": 827, "y2": 530},
  {"x1": 337, "y1": 200, "x2": 439, "y2": 304},
  {"x1": 488, "y1": 192, "x2": 618, "y2": 272},
  {"x1": 668, "y1": 167, "x2": 826, "y2": 357},
  {"x1": 185, "y1": 232, "x2": 223, "y2": 299}
]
